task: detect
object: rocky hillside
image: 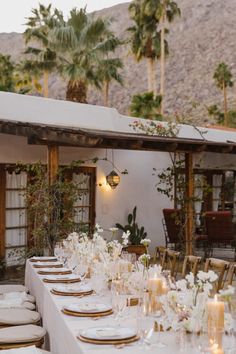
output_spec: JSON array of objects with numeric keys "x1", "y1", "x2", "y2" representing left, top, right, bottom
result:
[{"x1": 0, "y1": 0, "x2": 236, "y2": 122}]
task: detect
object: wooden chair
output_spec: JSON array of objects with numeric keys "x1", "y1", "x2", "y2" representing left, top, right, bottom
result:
[
  {"x1": 155, "y1": 246, "x2": 166, "y2": 265},
  {"x1": 181, "y1": 255, "x2": 202, "y2": 277},
  {"x1": 226, "y1": 263, "x2": 236, "y2": 286},
  {"x1": 204, "y1": 258, "x2": 230, "y2": 291},
  {"x1": 205, "y1": 211, "x2": 236, "y2": 259},
  {"x1": 161, "y1": 248, "x2": 181, "y2": 278},
  {"x1": 162, "y1": 209, "x2": 185, "y2": 249}
]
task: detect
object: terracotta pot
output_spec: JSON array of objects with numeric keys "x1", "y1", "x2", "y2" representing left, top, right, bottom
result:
[{"x1": 123, "y1": 244, "x2": 146, "y2": 256}]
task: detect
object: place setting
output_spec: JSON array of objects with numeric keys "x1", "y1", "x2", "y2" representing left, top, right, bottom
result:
[
  {"x1": 33, "y1": 261, "x2": 63, "y2": 269},
  {"x1": 42, "y1": 273, "x2": 81, "y2": 284},
  {"x1": 77, "y1": 326, "x2": 139, "y2": 345},
  {"x1": 29, "y1": 256, "x2": 58, "y2": 263},
  {"x1": 37, "y1": 267, "x2": 72, "y2": 276},
  {"x1": 62, "y1": 302, "x2": 113, "y2": 318},
  {"x1": 51, "y1": 284, "x2": 93, "y2": 297}
]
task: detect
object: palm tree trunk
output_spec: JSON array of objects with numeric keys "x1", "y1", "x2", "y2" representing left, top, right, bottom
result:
[
  {"x1": 66, "y1": 80, "x2": 88, "y2": 103},
  {"x1": 147, "y1": 58, "x2": 153, "y2": 92},
  {"x1": 223, "y1": 82, "x2": 228, "y2": 126},
  {"x1": 43, "y1": 70, "x2": 49, "y2": 98},
  {"x1": 160, "y1": 13, "x2": 166, "y2": 115},
  {"x1": 151, "y1": 58, "x2": 157, "y2": 96},
  {"x1": 103, "y1": 81, "x2": 109, "y2": 107}
]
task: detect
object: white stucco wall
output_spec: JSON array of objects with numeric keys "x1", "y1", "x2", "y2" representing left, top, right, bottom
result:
[{"x1": 0, "y1": 133, "x2": 173, "y2": 253}]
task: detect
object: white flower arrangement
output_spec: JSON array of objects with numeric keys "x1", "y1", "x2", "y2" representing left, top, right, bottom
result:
[
  {"x1": 161, "y1": 270, "x2": 221, "y2": 332},
  {"x1": 138, "y1": 253, "x2": 151, "y2": 268}
]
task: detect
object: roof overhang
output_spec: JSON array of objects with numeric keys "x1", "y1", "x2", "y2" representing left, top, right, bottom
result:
[{"x1": 1, "y1": 118, "x2": 236, "y2": 154}]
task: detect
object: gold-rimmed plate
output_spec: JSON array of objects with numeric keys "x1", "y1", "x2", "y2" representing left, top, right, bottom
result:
[
  {"x1": 51, "y1": 284, "x2": 93, "y2": 297},
  {"x1": 33, "y1": 263, "x2": 63, "y2": 268},
  {"x1": 43, "y1": 275, "x2": 81, "y2": 283},
  {"x1": 78, "y1": 326, "x2": 139, "y2": 344},
  {"x1": 30, "y1": 257, "x2": 57, "y2": 262},
  {"x1": 62, "y1": 303, "x2": 113, "y2": 317},
  {"x1": 38, "y1": 269, "x2": 71, "y2": 275},
  {"x1": 78, "y1": 334, "x2": 139, "y2": 345}
]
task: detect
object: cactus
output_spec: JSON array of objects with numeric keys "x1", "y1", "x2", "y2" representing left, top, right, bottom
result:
[{"x1": 116, "y1": 206, "x2": 147, "y2": 245}]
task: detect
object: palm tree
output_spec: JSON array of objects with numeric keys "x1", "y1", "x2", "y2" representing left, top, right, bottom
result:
[
  {"x1": 52, "y1": 8, "x2": 122, "y2": 103},
  {"x1": 0, "y1": 53, "x2": 40, "y2": 94},
  {"x1": 24, "y1": 3, "x2": 61, "y2": 97},
  {"x1": 0, "y1": 54, "x2": 14, "y2": 92},
  {"x1": 213, "y1": 62, "x2": 233, "y2": 126},
  {"x1": 154, "y1": 0, "x2": 181, "y2": 114},
  {"x1": 128, "y1": 0, "x2": 165, "y2": 95},
  {"x1": 97, "y1": 58, "x2": 123, "y2": 106},
  {"x1": 130, "y1": 91, "x2": 162, "y2": 119}
]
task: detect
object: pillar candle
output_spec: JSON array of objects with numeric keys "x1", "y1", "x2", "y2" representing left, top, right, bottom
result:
[
  {"x1": 207, "y1": 295, "x2": 224, "y2": 331},
  {"x1": 148, "y1": 276, "x2": 163, "y2": 295}
]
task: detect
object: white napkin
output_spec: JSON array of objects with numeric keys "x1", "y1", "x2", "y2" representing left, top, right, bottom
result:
[
  {"x1": 96, "y1": 329, "x2": 121, "y2": 338},
  {"x1": 0, "y1": 345, "x2": 39, "y2": 353},
  {"x1": 44, "y1": 274, "x2": 77, "y2": 280},
  {"x1": 39, "y1": 267, "x2": 68, "y2": 273},
  {"x1": 54, "y1": 284, "x2": 91, "y2": 292}
]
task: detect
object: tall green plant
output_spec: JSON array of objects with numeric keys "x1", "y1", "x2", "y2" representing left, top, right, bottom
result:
[
  {"x1": 213, "y1": 62, "x2": 234, "y2": 126},
  {"x1": 24, "y1": 3, "x2": 61, "y2": 97},
  {"x1": 51, "y1": 8, "x2": 123, "y2": 103},
  {"x1": 130, "y1": 91, "x2": 162, "y2": 119},
  {"x1": 116, "y1": 206, "x2": 147, "y2": 245}
]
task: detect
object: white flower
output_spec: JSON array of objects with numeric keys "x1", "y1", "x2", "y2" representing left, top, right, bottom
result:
[
  {"x1": 176, "y1": 279, "x2": 187, "y2": 292},
  {"x1": 138, "y1": 254, "x2": 150, "y2": 264},
  {"x1": 109, "y1": 227, "x2": 118, "y2": 232},
  {"x1": 219, "y1": 285, "x2": 235, "y2": 297},
  {"x1": 140, "y1": 238, "x2": 151, "y2": 246},
  {"x1": 121, "y1": 231, "x2": 130, "y2": 246},
  {"x1": 95, "y1": 223, "x2": 103, "y2": 233},
  {"x1": 186, "y1": 272, "x2": 194, "y2": 287}
]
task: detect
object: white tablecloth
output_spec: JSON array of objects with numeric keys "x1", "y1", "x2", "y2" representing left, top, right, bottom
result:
[{"x1": 25, "y1": 261, "x2": 233, "y2": 354}]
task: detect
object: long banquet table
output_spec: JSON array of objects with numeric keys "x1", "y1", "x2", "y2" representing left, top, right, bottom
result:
[{"x1": 25, "y1": 260, "x2": 224, "y2": 354}]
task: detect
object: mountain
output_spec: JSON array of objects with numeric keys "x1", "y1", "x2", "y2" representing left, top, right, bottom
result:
[{"x1": 0, "y1": 0, "x2": 236, "y2": 123}]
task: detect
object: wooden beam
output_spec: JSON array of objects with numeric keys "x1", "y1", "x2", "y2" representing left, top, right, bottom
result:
[
  {"x1": 0, "y1": 167, "x2": 6, "y2": 259},
  {"x1": 185, "y1": 153, "x2": 194, "y2": 255},
  {"x1": 47, "y1": 145, "x2": 59, "y2": 185}
]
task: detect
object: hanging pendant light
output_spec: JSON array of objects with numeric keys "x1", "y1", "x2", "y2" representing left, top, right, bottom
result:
[{"x1": 106, "y1": 170, "x2": 120, "y2": 189}]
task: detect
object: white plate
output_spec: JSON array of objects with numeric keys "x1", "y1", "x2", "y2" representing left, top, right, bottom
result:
[
  {"x1": 31, "y1": 256, "x2": 57, "y2": 261},
  {"x1": 64, "y1": 303, "x2": 112, "y2": 313},
  {"x1": 79, "y1": 326, "x2": 137, "y2": 340},
  {"x1": 43, "y1": 274, "x2": 79, "y2": 280},
  {"x1": 34, "y1": 262, "x2": 62, "y2": 267},
  {"x1": 53, "y1": 285, "x2": 92, "y2": 293},
  {"x1": 38, "y1": 268, "x2": 69, "y2": 273}
]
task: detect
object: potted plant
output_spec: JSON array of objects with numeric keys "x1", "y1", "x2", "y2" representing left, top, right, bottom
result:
[{"x1": 116, "y1": 206, "x2": 148, "y2": 255}]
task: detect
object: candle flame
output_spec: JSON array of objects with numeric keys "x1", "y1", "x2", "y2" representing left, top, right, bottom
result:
[{"x1": 214, "y1": 294, "x2": 218, "y2": 302}]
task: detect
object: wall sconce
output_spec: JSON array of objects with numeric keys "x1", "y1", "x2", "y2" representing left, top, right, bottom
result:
[{"x1": 106, "y1": 170, "x2": 120, "y2": 190}]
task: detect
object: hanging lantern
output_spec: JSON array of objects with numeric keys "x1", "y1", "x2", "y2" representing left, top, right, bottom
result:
[{"x1": 106, "y1": 170, "x2": 120, "y2": 189}]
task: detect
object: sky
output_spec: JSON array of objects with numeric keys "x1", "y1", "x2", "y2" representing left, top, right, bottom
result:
[{"x1": 0, "y1": 0, "x2": 130, "y2": 33}]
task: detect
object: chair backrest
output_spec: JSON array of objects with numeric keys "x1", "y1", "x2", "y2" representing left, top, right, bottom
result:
[
  {"x1": 162, "y1": 248, "x2": 181, "y2": 277},
  {"x1": 226, "y1": 263, "x2": 236, "y2": 286},
  {"x1": 205, "y1": 211, "x2": 235, "y2": 243},
  {"x1": 204, "y1": 257, "x2": 230, "y2": 291},
  {"x1": 181, "y1": 255, "x2": 202, "y2": 277},
  {"x1": 155, "y1": 246, "x2": 166, "y2": 266},
  {"x1": 163, "y1": 209, "x2": 184, "y2": 245}
]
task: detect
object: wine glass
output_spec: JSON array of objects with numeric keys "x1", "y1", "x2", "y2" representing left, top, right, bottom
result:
[
  {"x1": 137, "y1": 293, "x2": 154, "y2": 349},
  {"x1": 149, "y1": 293, "x2": 167, "y2": 348},
  {"x1": 112, "y1": 292, "x2": 127, "y2": 326},
  {"x1": 75, "y1": 260, "x2": 88, "y2": 281}
]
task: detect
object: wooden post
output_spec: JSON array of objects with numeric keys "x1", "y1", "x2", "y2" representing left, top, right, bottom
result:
[
  {"x1": 0, "y1": 168, "x2": 6, "y2": 259},
  {"x1": 47, "y1": 145, "x2": 59, "y2": 185},
  {"x1": 185, "y1": 153, "x2": 194, "y2": 255}
]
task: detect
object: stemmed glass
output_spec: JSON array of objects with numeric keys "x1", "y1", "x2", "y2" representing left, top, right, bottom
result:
[
  {"x1": 149, "y1": 293, "x2": 167, "y2": 348},
  {"x1": 75, "y1": 259, "x2": 88, "y2": 281},
  {"x1": 137, "y1": 292, "x2": 155, "y2": 349},
  {"x1": 111, "y1": 279, "x2": 127, "y2": 326}
]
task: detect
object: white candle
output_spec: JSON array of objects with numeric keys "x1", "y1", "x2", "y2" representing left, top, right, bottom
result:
[{"x1": 148, "y1": 275, "x2": 163, "y2": 295}]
